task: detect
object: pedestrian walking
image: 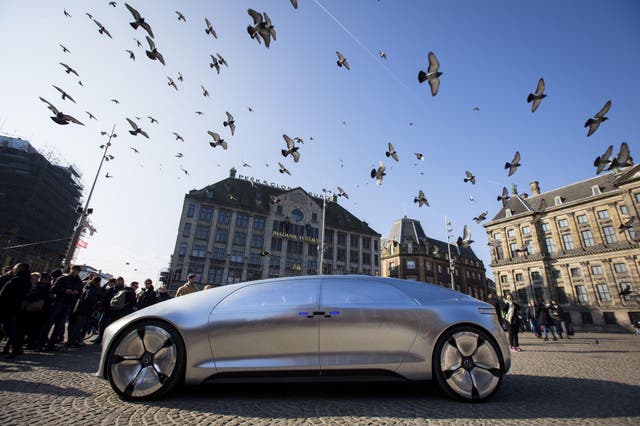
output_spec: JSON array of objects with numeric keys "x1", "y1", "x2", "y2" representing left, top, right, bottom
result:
[
  {"x1": 504, "y1": 294, "x2": 522, "y2": 352},
  {"x1": 549, "y1": 300, "x2": 566, "y2": 339},
  {"x1": 0, "y1": 263, "x2": 31, "y2": 358},
  {"x1": 176, "y1": 274, "x2": 199, "y2": 297},
  {"x1": 527, "y1": 299, "x2": 541, "y2": 338}
]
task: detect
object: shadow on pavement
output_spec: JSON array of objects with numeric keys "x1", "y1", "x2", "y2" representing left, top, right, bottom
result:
[
  {"x1": 0, "y1": 379, "x2": 90, "y2": 397},
  {"x1": 147, "y1": 375, "x2": 640, "y2": 420}
]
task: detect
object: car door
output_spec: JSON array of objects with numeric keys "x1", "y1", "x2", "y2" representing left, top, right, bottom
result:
[
  {"x1": 319, "y1": 277, "x2": 421, "y2": 372},
  {"x1": 210, "y1": 279, "x2": 321, "y2": 372}
]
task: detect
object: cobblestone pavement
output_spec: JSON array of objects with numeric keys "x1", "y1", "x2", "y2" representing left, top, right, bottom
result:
[{"x1": 1, "y1": 332, "x2": 639, "y2": 425}]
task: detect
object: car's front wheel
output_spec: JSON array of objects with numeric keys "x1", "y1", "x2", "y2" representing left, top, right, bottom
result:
[
  {"x1": 433, "y1": 326, "x2": 504, "y2": 402},
  {"x1": 106, "y1": 319, "x2": 185, "y2": 400}
]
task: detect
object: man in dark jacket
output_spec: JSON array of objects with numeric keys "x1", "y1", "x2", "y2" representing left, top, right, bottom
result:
[
  {"x1": 68, "y1": 276, "x2": 103, "y2": 347},
  {"x1": 136, "y1": 279, "x2": 157, "y2": 310},
  {"x1": 156, "y1": 285, "x2": 172, "y2": 302},
  {"x1": 94, "y1": 276, "x2": 125, "y2": 344},
  {"x1": 37, "y1": 265, "x2": 84, "y2": 351},
  {"x1": 0, "y1": 263, "x2": 31, "y2": 358}
]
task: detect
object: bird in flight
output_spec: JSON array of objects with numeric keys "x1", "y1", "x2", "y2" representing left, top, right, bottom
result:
[
  {"x1": 337, "y1": 187, "x2": 349, "y2": 199},
  {"x1": 134, "y1": 37, "x2": 142, "y2": 47},
  {"x1": 60, "y1": 62, "x2": 79, "y2": 76},
  {"x1": 64, "y1": 9, "x2": 71, "y2": 18},
  {"x1": 473, "y1": 211, "x2": 488, "y2": 223},
  {"x1": 175, "y1": 153, "x2": 183, "y2": 158},
  {"x1": 52, "y1": 85, "x2": 76, "y2": 103},
  {"x1": 593, "y1": 145, "x2": 613, "y2": 174},
  {"x1": 505, "y1": 151, "x2": 521, "y2": 176},
  {"x1": 129, "y1": 147, "x2": 139, "y2": 154},
  {"x1": 281, "y1": 134, "x2": 300, "y2": 162},
  {"x1": 195, "y1": 111, "x2": 204, "y2": 116},
  {"x1": 180, "y1": 166, "x2": 189, "y2": 176},
  {"x1": 59, "y1": 44, "x2": 70, "y2": 53},
  {"x1": 85, "y1": 111, "x2": 97, "y2": 120},
  {"x1": 414, "y1": 190, "x2": 429, "y2": 207},
  {"x1": 208, "y1": 131, "x2": 227, "y2": 150},
  {"x1": 126, "y1": 50, "x2": 135, "y2": 60},
  {"x1": 173, "y1": 132, "x2": 184, "y2": 142},
  {"x1": 205, "y1": 17, "x2": 217, "y2": 38},
  {"x1": 379, "y1": 51, "x2": 387, "y2": 60},
  {"x1": 497, "y1": 187, "x2": 509, "y2": 207},
  {"x1": 247, "y1": 9, "x2": 276, "y2": 48},
  {"x1": 126, "y1": 118, "x2": 149, "y2": 138},
  {"x1": 457, "y1": 225, "x2": 474, "y2": 248},
  {"x1": 176, "y1": 11, "x2": 186, "y2": 22},
  {"x1": 418, "y1": 51, "x2": 442, "y2": 96},
  {"x1": 93, "y1": 19, "x2": 112, "y2": 38},
  {"x1": 125, "y1": 3, "x2": 154, "y2": 38},
  {"x1": 464, "y1": 170, "x2": 476, "y2": 184},
  {"x1": 385, "y1": 142, "x2": 399, "y2": 161},
  {"x1": 608, "y1": 142, "x2": 633, "y2": 170},
  {"x1": 585, "y1": 100, "x2": 611, "y2": 137},
  {"x1": 223, "y1": 112, "x2": 236, "y2": 136},
  {"x1": 370, "y1": 161, "x2": 386, "y2": 185},
  {"x1": 270, "y1": 195, "x2": 281, "y2": 205},
  {"x1": 527, "y1": 78, "x2": 546, "y2": 112},
  {"x1": 414, "y1": 153, "x2": 424, "y2": 160},
  {"x1": 39, "y1": 97, "x2": 84, "y2": 126},
  {"x1": 201, "y1": 85, "x2": 209, "y2": 97},
  {"x1": 167, "y1": 76, "x2": 178, "y2": 90},
  {"x1": 209, "y1": 55, "x2": 221, "y2": 74},
  {"x1": 278, "y1": 162, "x2": 291, "y2": 175},
  {"x1": 105, "y1": 173, "x2": 113, "y2": 178},
  {"x1": 472, "y1": 107, "x2": 480, "y2": 111},
  {"x1": 109, "y1": 1, "x2": 117, "y2": 7},
  {"x1": 336, "y1": 51, "x2": 350, "y2": 70},
  {"x1": 290, "y1": 0, "x2": 299, "y2": 9},
  {"x1": 148, "y1": 116, "x2": 159, "y2": 124},
  {"x1": 216, "y1": 53, "x2": 228, "y2": 67},
  {"x1": 145, "y1": 36, "x2": 165, "y2": 65}
]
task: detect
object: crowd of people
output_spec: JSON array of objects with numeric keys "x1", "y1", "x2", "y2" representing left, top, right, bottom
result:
[
  {"x1": 488, "y1": 293, "x2": 575, "y2": 353},
  {"x1": 0, "y1": 262, "x2": 192, "y2": 359}
]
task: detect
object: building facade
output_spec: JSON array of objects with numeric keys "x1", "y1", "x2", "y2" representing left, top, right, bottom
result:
[
  {"x1": 484, "y1": 166, "x2": 640, "y2": 329},
  {"x1": 0, "y1": 135, "x2": 83, "y2": 271},
  {"x1": 167, "y1": 169, "x2": 381, "y2": 291},
  {"x1": 380, "y1": 217, "x2": 489, "y2": 300}
]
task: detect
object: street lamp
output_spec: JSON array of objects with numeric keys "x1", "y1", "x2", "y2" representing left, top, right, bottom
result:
[
  {"x1": 445, "y1": 216, "x2": 456, "y2": 291},
  {"x1": 64, "y1": 124, "x2": 116, "y2": 268}
]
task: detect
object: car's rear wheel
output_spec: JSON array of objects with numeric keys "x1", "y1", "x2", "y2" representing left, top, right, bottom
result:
[
  {"x1": 106, "y1": 319, "x2": 185, "y2": 400},
  {"x1": 433, "y1": 326, "x2": 504, "y2": 402}
]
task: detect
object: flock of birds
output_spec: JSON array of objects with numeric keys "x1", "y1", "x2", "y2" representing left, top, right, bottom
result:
[{"x1": 39, "y1": 1, "x2": 636, "y2": 255}]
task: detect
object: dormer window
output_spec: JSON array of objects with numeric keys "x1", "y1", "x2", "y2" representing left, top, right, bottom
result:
[
  {"x1": 554, "y1": 196, "x2": 563, "y2": 206},
  {"x1": 505, "y1": 209, "x2": 512, "y2": 218},
  {"x1": 591, "y1": 185, "x2": 601, "y2": 196}
]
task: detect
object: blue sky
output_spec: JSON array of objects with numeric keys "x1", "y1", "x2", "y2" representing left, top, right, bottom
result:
[{"x1": 1, "y1": 0, "x2": 638, "y2": 281}]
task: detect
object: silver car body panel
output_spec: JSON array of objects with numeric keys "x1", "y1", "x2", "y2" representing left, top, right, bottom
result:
[{"x1": 98, "y1": 275, "x2": 510, "y2": 385}]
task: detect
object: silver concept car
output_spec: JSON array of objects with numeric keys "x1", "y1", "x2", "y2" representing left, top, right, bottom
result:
[{"x1": 98, "y1": 275, "x2": 510, "y2": 401}]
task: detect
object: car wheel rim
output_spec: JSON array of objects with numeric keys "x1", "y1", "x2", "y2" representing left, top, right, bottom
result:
[
  {"x1": 440, "y1": 331, "x2": 501, "y2": 400},
  {"x1": 110, "y1": 325, "x2": 177, "y2": 397}
]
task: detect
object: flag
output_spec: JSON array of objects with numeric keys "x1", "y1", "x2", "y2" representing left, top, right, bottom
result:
[{"x1": 76, "y1": 239, "x2": 88, "y2": 248}]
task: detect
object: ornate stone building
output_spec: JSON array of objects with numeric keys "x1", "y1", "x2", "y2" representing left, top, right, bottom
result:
[
  {"x1": 484, "y1": 165, "x2": 640, "y2": 329},
  {"x1": 380, "y1": 217, "x2": 489, "y2": 300},
  {"x1": 167, "y1": 169, "x2": 380, "y2": 291}
]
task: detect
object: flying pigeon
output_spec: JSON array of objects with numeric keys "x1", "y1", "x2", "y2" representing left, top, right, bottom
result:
[
  {"x1": 505, "y1": 151, "x2": 521, "y2": 176},
  {"x1": 513, "y1": 245, "x2": 529, "y2": 256},
  {"x1": 129, "y1": 147, "x2": 139, "y2": 153},
  {"x1": 148, "y1": 116, "x2": 158, "y2": 124},
  {"x1": 414, "y1": 190, "x2": 429, "y2": 207},
  {"x1": 216, "y1": 53, "x2": 228, "y2": 67},
  {"x1": 209, "y1": 55, "x2": 220, "y2": 74},
  {"x1": 418, "y1": 51, "x2": 442, "y2": 96},
  {"x1": 134, "y1": 37, "x2": 142, "y2": 47},
  {"x1": 60, "y1": 62, "x2": 79, "y2": 76},
  {"x1": 52, "y1": 85, "x2": 76, "y2": 103},
  {"x1": 126, "y1": 50, "x2": 135, "y2": 60},
  {"x1": 337, "y1": 187, "x2": 349, "y2": 199},
  {"x1": 464, "y1": 170, "x2": 476, "y2": 184},
  {"x1": 527, "y1": 78, "x2": 546, "y2": 112},
  {"x1": 457, "y1": 225, "x2": 474, "y2": 248},
  {"x1": 290, "y1": 0, "x2": 298, "y2": 9},
  {"x1": 111, "y1": 99, "x2": 120, "y2": 104},
  {"x1": 39, "y1": 97, "x2": 85, "y2": 126},
  {"x1": 247, "y1": 9, "x2": 276, "y2": 48},
  {"x1": 104, "y1": 154, "x2": 114, "y2": 161},
  {"x1": 167, "y1": 76, "x2": 178, "y2": 90},
  {"x1": 469, "y1": 195, "x2": 476, "y2": 202},
  {"x1": 109, "y1": 2, "x2": 117, "y2": 7},
  {"x1": 415, "y1": 153, "x2": 424, "y2": 160},
  {"x1": 207, "y1": 131, "x2": 227, "y2": 149},
  {"x1": 370, "y1": 161, "x2": 386, "y2": 185},
  {"x1": 223, "y1": 112, "x2": 236, "y2": 135},
  {"x1": 384, "y1": 143, "x2": 399, "y2": 161},
  {"x1": 281, "y1": 134, "x2": 300, "y2": 162},
  {"x1": 180, "y1": 166, "x2": 188, "y2": 176},
  {"x1": 177, "y1": 72, "x2": 183, "y2": 82},
  {"x1": 260, "y1": 250, "x2": 271, "y2": 256},
  {"x1": 497, "y1": 187, "x2": 509, "y2": 207},
  {"x1": 93, "y1": 19, "x2": 112, "y2": 38},
  {"x1": 126, "y1": 118, "x2": 149, "y2": 138},
  {"x1": 78, "y1": 80, "x2": 83, "y2": 87},
  {"x1": 176, "y1": 11, "x2": 186, "y2": 22},
  {"x1": 594, "y1": 145, "x2": 614, "y2": 174},
  {"x1": 585, "y1": 100, "x2": 611, "y2": 137},
  {"x1": 278, "y1": 162, "x2": 291, "y2": 175},
  {"x1": 86, "y1": 13, "x2": 93, "y2": 19},
  {"x1": 379, "y1": 51, "x2": 387, "y2": 60},
  {"x1": 294, "y1": 137, "x2": 304, "y2": 144},
  {"x1": 85, "y1": 111, "x2": 96, "y2": 120},
  {"x1": 608, "y1": 142, "x2": 633, "y2": 170},
  {"x1": 248, "y1": 106, "x2": 253, "y2": 112},
  {"x1": 64, "y1": 9, "x2": 71, "y2": 18},
  {"x1": 618, "y1": 216, "x2": 638, "y2": 234},
  {"x1": 473, "y1": 211, "x2": 488, "y2": 223},
  {"x1": 242, "y1": 162, "x2": 251, "y2": 168},
  {"x1": 619, "y1": 284, "x2": 633, "y2": 297},
  {"x1": 336, "y1": 51, "x2": 350, "y2": 70},
  {"x1": 195, "y1": 111, "x2": 204, "y2": 115},
  {"x1": 145, "y1": 36, "x2": 165, "y2": 65},
  {"x1": 532, "y1": 198, "x2": 547, "y2": 217},
  {"x1": 105, "y1": 173, "x2": 112, "y2": 178},
  {"x1": 175, "y1": 153, "x2": 183, "y2": 158},
  {"x1": 173, "y1": 132, "x2": 184, "y2": 142},
  {"x1": 125, "y1": 3, "x2": 154, "y2": 38},
  {"x1": 59, "y1": 44, "x2": 70, "y2": 53},
  {"x1": 472, "y1": 107, "x2": 480, "y2": 111},
  {"x1": 270, "y1": 195, "x2": 281, "y2": 204},
  {"x1": 204, "y1": 17, "x2": 217, "y2": 38},
  {"x1": 201, "y1": 85, "x2": 209, "y2": 97}
]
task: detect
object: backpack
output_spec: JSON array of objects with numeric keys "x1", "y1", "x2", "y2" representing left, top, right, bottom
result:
[{"x1": 110, "y1": 289, "x2": 127, "y2": 310}]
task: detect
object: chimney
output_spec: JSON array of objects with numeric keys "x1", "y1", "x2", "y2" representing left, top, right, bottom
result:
[
  {"x1": 229, "y1": 167, "x2": 237, "y2": 178},
  {"x1": 530, "y1": 181, "x2": 540, "y2": 196},
  {"x1": 510, "y1": 183, "x2": 518, "y2": 196}
]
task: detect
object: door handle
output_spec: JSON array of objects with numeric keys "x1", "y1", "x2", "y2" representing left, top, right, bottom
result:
[{"x1": 298, "y1": 311, "x2": 339, "y2": 318}]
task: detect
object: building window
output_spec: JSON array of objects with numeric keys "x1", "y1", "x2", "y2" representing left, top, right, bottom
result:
[
  {"x1": 362, "y1": 237, "x2": 370, "y2": 250},
  {"x1": 269, "y1": 255, "x2": 281, "y2": 269},
  {"x1": 362, "y1": 253, "x2": 371, "y2": 265},
  {"x1": 493, "y1": 232, "x2": 501, "y2": 240},
  {"x1": 182, "y1": 222, "x2": 192, "y2": 237},
  {"x1": 407, "y1": 242, "x2": 413, "y2": 254},
  {"x1": 596, "y1": 284, "x2": 611, "y2": 302},
  {"x1": 562, "y1": 234, "x2": 574, "y2": 250},
  {"x1": 178, "y1": 242, "x2": 187, "y2": 257},
  {"x1": 349, "y1": 234, "x2": 358, "y2": 248},
  {"x1": 406, "y1": 260, "x2": 416, "y2": 270},
  {"x1": 308, "y1": 244, "x2": 318, "y2": 257},
  {"x1": 214, "y1": 228, "x2": 228, "y2": 243},
  {"x1": 635, "y1": 193, "x2": 640, "y2": 203},
  {"x1": 270, "y1": 237, "x2": 283, "y2": 252},
  {"x1": 374, "y1": 255, "x2": 379, "y2": 267},
  {"x1": 350, "y1": 250, "x2": 358, "y2": 263},
  {"x1": 230, "y1": 250, "x2": 244, "y2": 264},
  {"x1": 236, "y1": 212, "x2": 249, "y2": 228},
  {"x1": 551, "y1": 269, "x2": 560, "y2": 279},
  {"x1": 495, "y1": 245, "x2": 504, "y2": 260},
  {"x1": 207, "y1": 267, "x2": 223, "y2": 284},
  {"x1": 515, "y1": 273, "x2": 523, "y2": 282},
  {"x1": 505, "y1": 209, "x2": 512, "y2": 218},
  {"x1": 250, "y1": 233, "x2": 263, "y2": 249},
  {"x1": 590, "y1": 265, "x2": 603, "y2": 275},
  {"x1": 276, "y1": 205, "x2": 283, "y2": 215},
  {"x1": 217, "y1": 209, "x2": 232, "y2": 225},
  {"x1": 253, "y1": 216, "x2": 266, "y2": 231},
  {"x1": 337, "y1": 248, "x2": 346, "y2": 261},
  {"x1": 500, "y1": 275, "x2": 508, "y2": 283},
  {"x1": 337, "y1": 232, "x2": 347, "y2": 246},
  {"x1": 581, "y1": 230, "x2": 595, "y2": 247},
  {"x1": 591, "y1": 185, "x2": 601, "y2": 196},
  {"x1": 195, "y1": 224, "x2": 210, "y2": 241},
  {"x1": 544, "y1": 237, "x2": 555, "y2": 253},
  {"x1": 613, "y1": 263, "x2": 627, "y2": 273},
  {"x1": 227, "y1": 268, "x2": 242, "y2": 284},
  {"x1": 307, "y1": 260, "x2": 317, "y2": 274},
  {"x1": 286, "y1": 240, "x2": 303, "y2": 255},
  {"x1": 199, "y1": 207, "x2": 213, "y2": 223},
  {"x1": 525, "y1": 240, "x2": 535, "y2": 255},
  {"x1": 286, "y1": 257, "x2": 302, "y2": 272},
  {"x1": 374, "y1": 240, "x2": 379, "y2": 251},
  {"x1": 554, "y1": 196, "x2": 563, "y2": 206},
  {"x1": 575, "y1": 285, "x2": 588, "y2": 304},
  {"x1": 570, "y1": 267, "x2": 581, "y2": 277},
  {"x1": 211, "y1": 246, "x2": 225, "y2": 260},
  {"x1": 507, "y1": 229, "x2": 515, "y2": 238},
  {"x1": 603, "y1": 312, "x2": 617, "y2": 324},
  {"x1": 437, "y1": 265, "x2": 443, "y2": 274},
  {"x1": 233, "y1": 231, "x2": 246, "y2": 246},
  {"x1": 597, "y1": 210, "x2": 609, "y2": 220},
  {"x1": 186, "y1": 203, "x2": 196, "y2": 218},
  {"x1": 581, "y1": 311, "x2": 593, "y2": 324},
  {"x1": 509, "y1": 242, "x2": 518, "y2": 257},
  {"x1": 619, "y1": 205, "x2": 629, "y2": 215},
  {"x1": 619, "y1": 282, "x2": 633, "y2": 301},
  {"x1": 603, "y1": 226, "x2": 617, "y2": 243},
  {"x1": 190, "y1": 264, "x2": 204, "y2": 282},
  {"x1": 541, "y1": 222, "x2": 550, "y2": 232},
  {"x1": 312, "y1": 212, "x2": 318, "y2": 223},
  {"x1": 532, "y1": 271, "x2": 542, "y2": 281},
  {"x1": 576, "y1": 214, "x2": 588, "y2": 224},
  {"x1": 248, "y1": 252, "x2": 263, "y2": 266},
  {"x1": 521, "y1": 226, "x2": 530, "y2": 235},
  {"x1": 557, "y1": 287, "x2": 569, "y2": 304},
  {"x1": 558, "y1": 219, "x2": 569, "y2": 228}
]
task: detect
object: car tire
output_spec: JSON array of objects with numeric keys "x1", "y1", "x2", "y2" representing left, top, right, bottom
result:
[
  {"x1": 106, "y1": 319, "x2": 185, "y2": 400},
  {"x1": 433, "y1": 325, "x2": 504, "y2": 402}
]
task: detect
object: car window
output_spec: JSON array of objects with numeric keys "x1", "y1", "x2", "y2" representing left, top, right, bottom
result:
[
  {"x1": 215, "y1": 280, "x2": 319, "y2": 311},
  {"x1": 321, "y1": 280, "x2": 417, "y2": 306}
]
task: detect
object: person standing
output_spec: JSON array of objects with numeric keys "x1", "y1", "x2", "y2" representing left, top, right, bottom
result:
[
  {"x1": 156, "y1": 285, "x2": 172, "y2": 302},
  {"x1": 549, "y1": 300, "x2": 566, "y2": 339},
  {"x1": 527, "y1": 299, "x2": 541, "y2": 338},
  {"x1": 176, "y1": 274, "x2": 199, "y2": 297},
  {"x1": 68, "y1": 276, "x2": 102, "y2": 347},
  {"x1": 94, "y1": 277, "x2": 125, "y2": 344},
  {"x1": 536, "y1": 298, "x2": 558, "y2": 341},
  {"x1": 136, "y1": 279, "x2": 157, "y2": 310},
  {"x1": 0, "y1": 263, "x2": 31, "y2": 358},
  {"x1": 504, "y1": 294, "x2": 522, "y2": 352}
]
